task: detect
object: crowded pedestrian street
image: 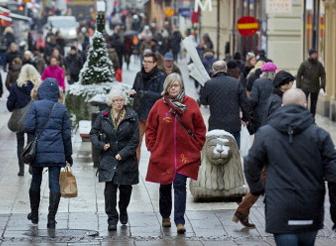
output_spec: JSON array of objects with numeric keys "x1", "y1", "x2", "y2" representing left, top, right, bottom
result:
[
  {"x1": 1, "y1": 1, "x2": 336, "y2": 246},
  {"x1": 0, "y1": 59, "x2": 335, "y2": 245}
]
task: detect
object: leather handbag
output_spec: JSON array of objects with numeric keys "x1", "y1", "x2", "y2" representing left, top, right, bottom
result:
[
  {"x1": 22, "y1": 103, "x2": 56, "y2": 165},
  {"x1": 59, "y1": 164, "x2": 78, "y2": 198},
  {"x1": 7, "y1": 101, "x2": 32, "y2": 132}
]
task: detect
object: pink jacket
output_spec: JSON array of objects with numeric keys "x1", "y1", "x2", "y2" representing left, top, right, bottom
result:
[{"x1": 42, "y1": 65, "x2": 65, "y2": 91}]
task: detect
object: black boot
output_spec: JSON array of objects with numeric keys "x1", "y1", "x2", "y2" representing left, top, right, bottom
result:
[
  {"x1": 105, "y1": 182, "x2": 118, "y2": 230},
  {"x1": 47, "y1": 192, "x2": 61, "y2": 229},
  {"x1": 27, "y1": 189, "x2": 40, "y2": 225},
  {"x1": 119, "y1": 185, "x2": 132, "y2": 225}
]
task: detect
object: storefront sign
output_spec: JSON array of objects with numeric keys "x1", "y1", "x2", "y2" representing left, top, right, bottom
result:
[
  {"x1": 194, "y1": 0, "x2": 212, "y2": 12},
  {"x1": 266, "y1": 0, "x2": 292, "y2": 14},
  {"x1": 237, "y1": 16, "x2": 259, "y2": 36}
]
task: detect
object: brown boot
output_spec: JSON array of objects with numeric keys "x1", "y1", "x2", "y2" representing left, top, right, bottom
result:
[
  {"x1": 232, "y1": 211, "x2": 256, "y2": 228},
  {"x1": 162, "y1": 218, "x2": 171, "y2": 228},
  {"x1": 176, "y1": 224, "x2": 186, "y2": 234}
]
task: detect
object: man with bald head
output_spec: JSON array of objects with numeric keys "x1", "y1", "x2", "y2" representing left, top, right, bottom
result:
[
  {"x1": 244, "y1": 88, "x2": 336, "y2": 245},
  {"x1": 200, "y1": 60, "x2": 251, "y2": 145}
]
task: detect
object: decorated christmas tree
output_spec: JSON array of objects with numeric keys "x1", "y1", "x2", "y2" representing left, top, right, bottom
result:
[{"x1": 79, "y1": 31, "x2": 114, "y2": 84}]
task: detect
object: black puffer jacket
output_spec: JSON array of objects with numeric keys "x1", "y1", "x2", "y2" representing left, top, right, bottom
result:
[
  {"x1": 249, "y1": 78, "x2": 273, "y2": 130},
  {"x1": 132, "y1": 67, "x2": 165, "y2": 121},
  {"x1": 90, "y1": 107, "x2": 139, "y2": 185},
  {"x1": 245, "y1": 105, "x2": 336, "y2": 234},
  {"x1": 200, "y1": 72, "x2": 251, "y2": 133}
]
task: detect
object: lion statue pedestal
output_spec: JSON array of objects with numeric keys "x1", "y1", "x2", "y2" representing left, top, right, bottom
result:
[{"x1": 190, "y1": 130, "x2": 247, "y2": 202}]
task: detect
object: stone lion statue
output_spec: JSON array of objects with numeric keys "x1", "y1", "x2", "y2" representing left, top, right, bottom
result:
[{"x1": 190, "y1": 130, "x2": 247, "y2": 201}]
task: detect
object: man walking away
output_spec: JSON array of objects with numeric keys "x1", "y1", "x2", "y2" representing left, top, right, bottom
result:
[
  {"x1": 244, "y1": 88, "x2": 336, "y2": 246},
  {"x1": 200, "y1": 60, "x2": 251, "y2": 146},
  {"x1": 296, "y1": 49, "x2": 326, "y2": 118},
  {"x1": 129, "y1": 52, "x2": 166, "y2": 161}
]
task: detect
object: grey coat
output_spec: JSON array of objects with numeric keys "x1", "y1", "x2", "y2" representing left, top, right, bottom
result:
[{"x1": 90, "y1": 107, "x2": 139, "y2": 185}]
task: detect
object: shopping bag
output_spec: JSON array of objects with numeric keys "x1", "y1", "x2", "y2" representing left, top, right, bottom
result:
[
  {"x1": 240, "y1": 125, "x2": 254, "y2": 157},
  {"x1": 59, "y1": 165, "x2": 78, "y2": 198}
]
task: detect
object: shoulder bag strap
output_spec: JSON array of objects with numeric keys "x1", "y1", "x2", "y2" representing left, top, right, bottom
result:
[{"x1": 36, "y1": 103, "x2": 57, "y2": 139}]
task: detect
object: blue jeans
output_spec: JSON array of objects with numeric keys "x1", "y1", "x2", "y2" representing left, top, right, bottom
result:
[
  {"x1": 159, "y1": 174, "x2": 187, "y2": 225},
  {"x1": 30, "y1": 166, "x2": 61, "y2": 193},
  {"x1": 274, "y1": 231, "x2": 318, "y2": 246}
]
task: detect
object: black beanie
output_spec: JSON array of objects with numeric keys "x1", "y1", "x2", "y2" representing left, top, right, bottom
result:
[{"x1": 309, "y1": 48, "x2": 317, "y2": 56}]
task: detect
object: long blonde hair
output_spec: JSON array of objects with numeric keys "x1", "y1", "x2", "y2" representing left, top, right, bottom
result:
[{"x1": 17, "y1": 64, "x2": 41, "y2": 87}]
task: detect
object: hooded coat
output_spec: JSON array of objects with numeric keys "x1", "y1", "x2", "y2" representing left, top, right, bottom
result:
[
  {"x1": 24, "y1": 78, "x2": 72, "y2": 167},
  {"x1": 145, "y1": 96, "x2": 206, "y2": 184},
  {"x1": 90, "y1": 108, "x2": 139, "y2": 185},
  {"x1": 244, "y1": 105, "x2": 336, "y2": 234}
]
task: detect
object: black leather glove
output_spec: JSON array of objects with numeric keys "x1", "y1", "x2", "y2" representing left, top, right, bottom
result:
[{"x1": 66, "y1": 156, "x2": 73, "y2": 166}]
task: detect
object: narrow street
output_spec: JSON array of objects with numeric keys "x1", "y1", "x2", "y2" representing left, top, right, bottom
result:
[{"x1": 0, "y1": 60, "x2": 335, "y2": 245}]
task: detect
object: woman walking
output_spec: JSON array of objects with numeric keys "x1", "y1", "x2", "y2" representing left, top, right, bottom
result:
[
  {"x1": 90, "y1": 89, "x2": 139, "y2": 231},
  {"x1": 42, "y1": 57, "x2": 65, "y2": 92},
  {"x1": 24, "y1": 78, "x2": 73, "y2": 228},
  {"x1": 145, "y1": 73, "x2": 206, "y2": 234},
  {"x1": 7, "y1": 64, "x2": 41, "y2": 176}
]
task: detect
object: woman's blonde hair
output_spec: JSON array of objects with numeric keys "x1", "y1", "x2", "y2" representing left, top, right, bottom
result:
[
  {"x1": 161, "y1": 73, "x2": 184, "y2": 96},
  {"x1": 17, "y1": 64, "x2": 41, "y2": 87}
]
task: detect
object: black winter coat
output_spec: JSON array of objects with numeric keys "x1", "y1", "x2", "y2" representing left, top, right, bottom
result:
[
  {"x1": 90, "y1": 108, "x2": 139, "y2": 185},
  {"x1": 297, "y1": 59, "x2": 326, "y2": 93},
  {"x1": 200, "y1": 72, "x2": 251, "y2": 133},
  {"x1": 245, "y1": 105, "x2": 336, "y2": 234},
  {"x1": 7, "y1": 81, "x2": 33, "y2": 112},
  {"x1": 132, "y1": 67, "x2": 165, "y2": 121},
  {"x1": 24, "y1": 78, "x2": 72, "y2": 167},
  {"x1": 249, "y1": 78, "x2": 273, "y2": 130},
  {"x1": 263, "y1": 89, "x2": 282, "y2": 123}
]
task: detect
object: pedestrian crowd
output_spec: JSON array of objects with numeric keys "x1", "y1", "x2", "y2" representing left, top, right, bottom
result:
[{"x1": 1, "y1": 16, "x2": 335, "y2": 246}]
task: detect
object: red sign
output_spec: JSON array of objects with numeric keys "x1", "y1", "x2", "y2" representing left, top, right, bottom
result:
[{"x1": 237, "y1": 16, "x2": 259, "y2": 36}]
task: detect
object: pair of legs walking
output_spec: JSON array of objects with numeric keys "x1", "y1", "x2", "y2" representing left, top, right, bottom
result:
[
  {"x1": 104, "y1": 181, "x2": 132, "y2": 230},
  {"x1": 159, "y1": 174, "x2": 187, "y2": 233},
  {"x1": 303, "y1": 90, "x2": 319, "y2": 117},
  {"x1": 28, "y1": 166, "x2": 61, "y2": 229}
]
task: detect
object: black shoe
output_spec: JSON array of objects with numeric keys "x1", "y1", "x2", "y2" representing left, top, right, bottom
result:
[
  {"x1": 28, "y1": 190, "x2": 40, "y2": 225},
  {"x1": 27, "y1": 213, "x2": 38, "y2": 225},
  {"x1": 47, "y1": 192, "x2": 61, "y2": 229},
  {"x1": 17, "y1": 171, "x2": 24, "y2": 177},
  {"x1": 120, "y1": 212, "x2": 128, "y2": 225},
  {"x1": 108, "y1": 224, "x2": 117, "y2": 231}
]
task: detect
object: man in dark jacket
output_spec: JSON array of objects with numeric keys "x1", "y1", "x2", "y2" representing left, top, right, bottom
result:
[
  {"x1": 65, "y1": 46, "x2": 84, "y2": 84},
  {"x1": 130, "y1": 52, "x2": 165, "y2": 160},
  {"x1": 245, "y1": 88, "x2": 336, "y2": 245},
  {"x1": 200, "y1": 60, "x2": 250, "y2": 146},
  {"x1": 296, "y1": 49, "x2": 326, "y2": 118}
]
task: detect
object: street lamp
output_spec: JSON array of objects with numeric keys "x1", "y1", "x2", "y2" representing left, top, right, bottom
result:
[{"x1": 96, "y1": 1, "x2": 106, "y2": 32}]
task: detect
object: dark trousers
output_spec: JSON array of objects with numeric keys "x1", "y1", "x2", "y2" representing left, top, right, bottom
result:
[
  {"x1": 30, "y1": 166, "x2": 61, "y2": 193},
  {"x1": 104, "y1": 182, "x2": 132, "y2": 225},
  {"x1": 328, "y1": 182, "x2": 336, "y2": 226},
  {"x1": 159, "y1": 173, "x2": 187, "y2": 225},
  {"x1": 274, "y1": 231, "x2": 318, "y2": 246},
  {"x1": 232, "y1": 131, "x2": 241, "y2": 148},
  {"x1": 303, "y1": 91, "x2": 319, "y2": 117},
  {"x1": 16, "y1": 132, "x2": 33, "y2": 173}
]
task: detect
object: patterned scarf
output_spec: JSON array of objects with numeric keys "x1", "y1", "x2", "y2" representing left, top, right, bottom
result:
[
  {"x1": 110, "y1": 108, "x2": 126, "y2": 128},
  {"x1": 163, "y1": 91, "x2": 187, "y2": 116}
]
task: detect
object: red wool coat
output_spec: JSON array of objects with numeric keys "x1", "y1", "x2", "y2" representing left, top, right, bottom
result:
[{"x1": 145, "y1": 96, "x2": 206, "y2": 184}]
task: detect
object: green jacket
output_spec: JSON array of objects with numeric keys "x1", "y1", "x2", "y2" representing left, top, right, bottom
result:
[{"x1": 296, "y1": 59, "x2": 326, "y2": 93}]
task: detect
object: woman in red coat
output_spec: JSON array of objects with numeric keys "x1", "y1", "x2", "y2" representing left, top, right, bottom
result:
[{"x1": 145, "y1": 73, "x2": 206, "y2": 234}]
